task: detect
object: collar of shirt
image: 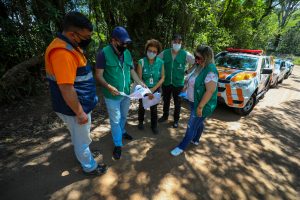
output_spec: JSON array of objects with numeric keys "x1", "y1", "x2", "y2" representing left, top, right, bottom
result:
[{"x1": 57, "y1": 32, "x2": 83, "y2": 54}]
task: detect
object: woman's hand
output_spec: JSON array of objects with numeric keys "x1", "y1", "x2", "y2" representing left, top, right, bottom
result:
[
  {"x1": 147, "y1": 93, "x2": 154, "y2": 100},
  {"x1": 197, "y1": 106, "x2": 203, "y2": 117},
  {"x1": 196, "y1": 79, "x2": 217, "y2": 117}
]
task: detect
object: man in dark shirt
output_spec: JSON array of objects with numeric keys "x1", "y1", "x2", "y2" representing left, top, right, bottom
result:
[{"x1": 95, "y1": 26, "x2": 144, "y2": 160}]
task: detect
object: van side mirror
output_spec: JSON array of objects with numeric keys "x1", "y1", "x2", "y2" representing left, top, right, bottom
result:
[
  {"x1": 280, "y1": 65, "x2": 286, "y2": 70},
  {"x1": 261, "y1": 68, "x2": 273, "y2": 74}
]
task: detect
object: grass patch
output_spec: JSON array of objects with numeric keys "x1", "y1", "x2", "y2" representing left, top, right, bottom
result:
[{"x1": 293, "y1": 56, "x2": 300, "y2": 65}]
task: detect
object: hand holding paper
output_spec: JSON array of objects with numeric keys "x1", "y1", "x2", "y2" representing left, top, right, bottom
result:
[
  {"x1": 119, "y1": 85, "x2": 152, "y2": 99},
  {"x1": 148, "y1": 93, "x2": 154, "y2": 100},
  {"x1": 142, "y1": 92, "x2": 161, "y2": 109},
  {"x1": 108, "y1": 84, "x2": 120, "y2": 96}
]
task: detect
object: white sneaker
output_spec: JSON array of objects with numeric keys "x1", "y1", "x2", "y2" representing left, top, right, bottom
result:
[
  {"x1": 191, "y1": 141, "x2": 199, "y2": 146},
  {"x1": 170, "y1": 147, "x2": 183, "y2": 156}
]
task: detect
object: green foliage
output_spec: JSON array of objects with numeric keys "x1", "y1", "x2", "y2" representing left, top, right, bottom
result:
[
  {"x1": 277, "y1": 23, "x2": 300, "y2": 55},
  {"x1": 253, "y1": 13, "x2": 278, "y2": 50},
  {"x1": 277, "y1": 9, "x2": 300, "y2": 55},
  {"x1": 0, "y1": 0, "x2": 65, "y2": 76}
]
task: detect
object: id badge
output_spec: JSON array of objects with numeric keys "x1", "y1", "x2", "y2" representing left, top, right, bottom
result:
[{"x1": 149, "y1": 78, "x2": 154, "y2": 85}]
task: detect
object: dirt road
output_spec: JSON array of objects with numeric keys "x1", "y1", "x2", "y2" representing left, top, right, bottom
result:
[{"x1": 1, "y1": 66, "x2": 299, "y2": 200}]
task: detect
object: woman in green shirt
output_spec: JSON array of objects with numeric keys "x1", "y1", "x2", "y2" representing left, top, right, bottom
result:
[
  {"x1": 136, "y1": 39, "x2": 165, "y2": 134},
  {"x1": 171, "y1": 45, "x2": 218, "y2": 156}
]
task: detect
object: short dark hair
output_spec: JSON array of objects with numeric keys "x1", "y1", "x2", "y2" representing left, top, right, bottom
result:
[
  {"x1": 62, "y1": 11, "x2": 93, "y2": 32},
  {"x1": 145, "y1": 39, "x2": 162, "y2": 53},
  {"x1": 172, "y1": 34, "x2": 182, "y2": 41}
]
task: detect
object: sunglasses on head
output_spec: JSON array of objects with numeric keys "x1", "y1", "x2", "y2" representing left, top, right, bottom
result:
[{"x1": 194, "y1": 53, "x2": 203, "y2": 60}]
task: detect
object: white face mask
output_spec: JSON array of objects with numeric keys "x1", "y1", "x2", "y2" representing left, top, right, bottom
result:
[
  {"x1": 172, "y1": 43, "x2": 181, "y2": 52},
  {"x1": 147, "y1": 51, "x2": 157, "y2": 60}
]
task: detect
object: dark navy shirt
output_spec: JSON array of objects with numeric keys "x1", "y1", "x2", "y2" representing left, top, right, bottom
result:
[{"x1": 96, "y1": 44, "x2": 133, "y2": 69}]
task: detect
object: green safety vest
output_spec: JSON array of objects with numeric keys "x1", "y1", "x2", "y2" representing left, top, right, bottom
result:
[
  {"x1": 102, "y1": 45, "x2": 133, "y2": 99},
  {"x1": 194, "y1": 63, "x2": 219, "y2": 117},
  {"x1": 139, "y1": 57, "x2": 163, "y2": 88},
  {"x1": 162, "y1": 48, "x2": 187, "y2": 87}
]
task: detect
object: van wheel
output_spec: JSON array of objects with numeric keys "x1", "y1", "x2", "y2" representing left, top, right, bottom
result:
[{"x1": 234, "y1": 93, "x2": 256, "y2": 116}]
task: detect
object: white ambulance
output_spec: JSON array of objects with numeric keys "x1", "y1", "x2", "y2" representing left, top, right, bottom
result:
[{"x1": 215, "y1": 48, "x2": 273, "y2": 115}]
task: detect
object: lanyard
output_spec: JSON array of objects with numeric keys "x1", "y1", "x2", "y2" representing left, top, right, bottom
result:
[
  {"x1": 145, "y1": 58, "x2": 155, "y2": 77},
  {"x1": 149, "y1": 63, "x2": 154, "y2": 78}
]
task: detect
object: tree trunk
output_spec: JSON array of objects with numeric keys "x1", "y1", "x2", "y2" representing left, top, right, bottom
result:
[
  {"x1": 273, "y1": 33, "x2": 281, "y2": 50},
  {"x1": 0, "y1": 55, "x2": 44, "y2": 89}
]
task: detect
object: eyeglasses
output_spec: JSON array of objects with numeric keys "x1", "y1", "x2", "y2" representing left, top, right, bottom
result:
[{"x1": 147, "y1": 50, "x2": 158, "y2": 54}]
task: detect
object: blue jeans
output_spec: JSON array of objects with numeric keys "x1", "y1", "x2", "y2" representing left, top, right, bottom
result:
[
  {"x1": 178, "y1": 101, "x2": 205, "y2": 150},
  {"x1": 56, "y1": 112, "x2": 97, "y2": 172},
  {"x1": 105, "y1": 96, "x2": 131, "y2": 147}
]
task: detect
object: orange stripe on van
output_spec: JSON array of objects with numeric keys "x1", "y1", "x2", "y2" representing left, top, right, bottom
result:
[
  {"x1": 236, "y1": 88, "x2": 244, "y2": 108},
  {"x1": 225, "y1": 84, "x2": 233, "y2": 106},
  {"x1": 236, "y1": 88, "x2": 244, "y2": 101}
]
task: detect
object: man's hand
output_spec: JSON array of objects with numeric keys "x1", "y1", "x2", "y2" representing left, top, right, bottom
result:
[
  {"x1": 197, "y1": 106, "x2": 203, "y2": 117},
  {"x1": 96, "y1": 69, "x2": 120, "y2": 96},
  {"x1": 58, "y1": 84, "x2": 87, "y2": 124},
  {"x1": 76, "y1": 111, "x2": 88, "y2": 125},
  {"x1": 108, "y1": 84, "x2": 120, "y2": 96},
  {"x1": 141, "y1": 83, "x2": 147, "y2": 88},
  {"x1": 150, "y1": 88, "x2": 156, "y2": 93},
  {"x1": 130, "y1": 69, "x2": 147, "y2": 88}
]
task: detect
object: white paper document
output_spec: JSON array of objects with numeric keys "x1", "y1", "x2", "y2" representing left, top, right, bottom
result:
[
  {"x1": 142, "y1": 92, "x2": 161, "y2": 109},
  {"x1": 119, "y1": 85, "x2": 152, "y2": 100},
  {"x1": 119, "y1": 92, "x2": 130, "y2": 98}
]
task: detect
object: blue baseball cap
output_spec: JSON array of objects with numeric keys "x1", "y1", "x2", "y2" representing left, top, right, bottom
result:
[{"x1": 112, "y1": 26, "x2": 132, "y2": 43}]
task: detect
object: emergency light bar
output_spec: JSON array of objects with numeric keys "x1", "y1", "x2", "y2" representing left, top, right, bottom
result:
[{"x1": 226, "y1": 48, "x2": 263, "y2": 55}]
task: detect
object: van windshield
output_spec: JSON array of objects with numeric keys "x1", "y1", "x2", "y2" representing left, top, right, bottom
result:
[{"x1": 216, "y1": 54, "x2": 258, "y2": 71}]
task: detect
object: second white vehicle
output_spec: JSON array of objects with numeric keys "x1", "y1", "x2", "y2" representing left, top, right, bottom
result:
[{"x1": 270, "y1": 59, "x2": 288, "y2": 87}]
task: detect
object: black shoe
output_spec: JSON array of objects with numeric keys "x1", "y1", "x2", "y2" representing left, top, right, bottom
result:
[
  {"x1": 173, "y1": 121, "x2": 179, "y2": 128},
  {"x1": 123, "y1": 132, "x2": 133, "y2": 140},
  {"x1": 113, "y1": 146, "x2": 122, "y2": 160},
  {"x1": 158, "y1": 115, "x2": 168, "y2": 123},
  {"x1": 83, "y1": 163, "x2": 108, "y2": 176},
  {"x1": 138, "y1": 123, "x2": 144, "y2": 130},
  {"x1": 151, "y1": 126, "x2": 159, "y2": 134}
]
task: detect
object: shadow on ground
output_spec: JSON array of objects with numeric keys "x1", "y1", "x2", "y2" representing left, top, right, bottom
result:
[{"x1": 0, "y1": 84, "x2": 299, "y2": 200}]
